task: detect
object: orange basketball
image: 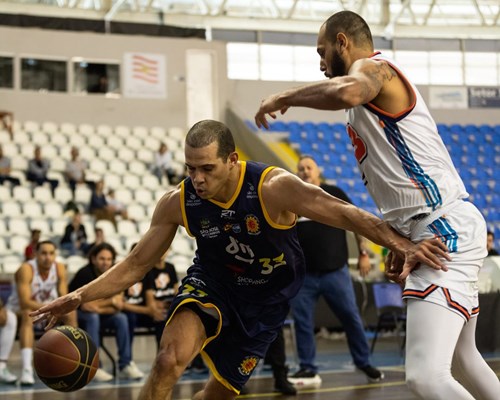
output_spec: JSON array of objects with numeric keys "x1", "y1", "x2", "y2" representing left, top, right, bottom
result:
[{"x1": 34, "y1": 325, "x2": 99, "y2": 392}]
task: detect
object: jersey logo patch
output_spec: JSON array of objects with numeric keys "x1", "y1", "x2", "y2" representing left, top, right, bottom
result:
[
  {"x1": 238, "y1": 356, "x2": 259, "y2": 376},
  {"x1": 347, "y1": 123, "x2": 368, "y2": 164},
  {"x1": 245, "y1": 215, "x2": 261, "y2": 235}
]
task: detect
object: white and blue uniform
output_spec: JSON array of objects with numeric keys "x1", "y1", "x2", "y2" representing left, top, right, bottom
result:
[{"x1": 346, "y1": 52, "x2": 487, "y2": 321}]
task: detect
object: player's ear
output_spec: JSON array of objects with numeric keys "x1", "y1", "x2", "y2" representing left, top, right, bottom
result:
[
  {"x1": 336, "y1": 32, "x2": 348, "y2": 52},
  {"x1": 228, "y1": 152, "x2": 239, "y2": 166}
]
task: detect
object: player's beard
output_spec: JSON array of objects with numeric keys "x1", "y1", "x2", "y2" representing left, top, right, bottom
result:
[{"x1": 330, "y1": 48, "x2": 347, "y2": 78}]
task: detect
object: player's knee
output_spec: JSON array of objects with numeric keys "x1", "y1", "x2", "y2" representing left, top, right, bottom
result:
[
  {"x1": 154, "y1": 344, "x2": 190, "y2": 378},
  {"x1": 20, "y1": 309, "x2": 34, "y2": 326},
  {"x1": 406, "y1": 367, "x2": 449, "y2": 397}
]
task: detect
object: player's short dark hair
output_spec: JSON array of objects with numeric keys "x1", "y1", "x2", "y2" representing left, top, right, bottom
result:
[
  {"x1": 185, "y1": 120, "x2": 236, "y2": 161},
  {"x1": 36, "y1": 240, "x2": 56, "y2": 252},
  {"x1": 324, "y1": 11, "x2": 373, "y2": 49},
  {"x1": 88, "y1": 242, "x2": 116, "y2": 262}
]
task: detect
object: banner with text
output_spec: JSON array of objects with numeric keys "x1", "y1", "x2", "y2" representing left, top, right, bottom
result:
[
  {"x1": 123, "y1": 53, "x2": 166, "y2": 99},
  {"x1": 468, "y1": 87, "x2": 500, "y2": 108},
  {"x1": 429, "y1": 87, "x2": 468, "y2": 109}
]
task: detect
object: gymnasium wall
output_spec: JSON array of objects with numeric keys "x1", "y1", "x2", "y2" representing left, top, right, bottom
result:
[{"x1": 0, "y1": 25, "x2": 499, "y2": 127}]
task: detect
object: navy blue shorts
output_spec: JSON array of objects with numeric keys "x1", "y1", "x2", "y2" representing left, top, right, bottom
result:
[{"x1": 166, "y1": 270, "x2": 290, "y2": 393}]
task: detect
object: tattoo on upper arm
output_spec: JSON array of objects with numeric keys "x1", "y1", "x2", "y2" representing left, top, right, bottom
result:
[{"x1": 363, "y1": 61, "x2": 397, "y2": 96}]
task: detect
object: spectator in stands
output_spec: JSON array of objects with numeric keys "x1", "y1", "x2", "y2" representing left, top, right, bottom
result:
[
  {"x1": 122, "y1": 245, "x2": 171, "y2": 353},
  {"x1": 69, "y1": 243, "x2": 144, "y2": 382},
  {"x1": 24, "y1": 229, "x2": 41, "y2": 261},
  {"x1": 151, "y1": 142, "x2": 177, "y2": 185},
  {"x1": 89, "y1": 179, "x2": 117, "y2": 229},
  {"x1": 60, "y1": 212, "x2": 89, "y2": 257},
  {"x1": 0, "y1": 145, "x2": 20, "y2": 187},
  {"x1": 107, "y1": 189, "x2": 132, "y2": 221},
  {"x1": 289, "y1": 156, "x2": 383, "y2": 387},
  {"x1": 487, "y1": 230, "x2": 498, "y2": 256},
  {"x1": 6, "y1": 240, "x2": 76, "y2": 385},
  {"x1": 0, "y1": 297, "x2": 17, "y2": 384},
  {"x1": 64, "y1": 146, "x2": 95, "y2": 196},
  {"x1": 86, "y1": 227, "x2": 105, "y2": 256},
  {"x1": 0, "y1": 110, "x2": 13, "y2": 140},
  {"x1": 26, "y1": 145, "x2": 58, "y2": 195}
]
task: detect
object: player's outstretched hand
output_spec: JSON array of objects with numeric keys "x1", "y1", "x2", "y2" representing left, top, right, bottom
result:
[
  {"x1": 255, "y1": 94, "x2": 289, "y2": 130},
  {"x1": 29, "y1": 292, "x2": 82, "y2": 330},
  {"x1": 391, "y1": 238, "x2": 451, "y2": 282}
]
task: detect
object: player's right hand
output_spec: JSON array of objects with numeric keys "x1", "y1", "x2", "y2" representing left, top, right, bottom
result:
[{"x1": 30, "y1": 292, "x2": 82, "y2": 330}]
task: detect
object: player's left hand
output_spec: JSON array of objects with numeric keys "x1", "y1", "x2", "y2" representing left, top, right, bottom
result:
[
  {"x1": 255, "y1": 94, "x2": 289, "y2": 129},
  {"x1": 398, "y1": 238, "x2": 451, "y2": 281}
]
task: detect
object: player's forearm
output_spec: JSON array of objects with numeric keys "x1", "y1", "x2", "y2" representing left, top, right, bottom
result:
[{"x1": 278, "y1": 78, "x2": 361, "y2": 110}]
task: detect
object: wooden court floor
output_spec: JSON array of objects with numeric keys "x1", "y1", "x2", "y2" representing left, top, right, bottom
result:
[
  {"x1": 2, "y1": 359, "x2": 498, "y2": 400},
  {"x1": 1, "y1": 335, "x2": 498, "y2": 400}
]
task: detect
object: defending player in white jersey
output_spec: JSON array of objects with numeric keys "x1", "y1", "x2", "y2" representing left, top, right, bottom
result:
[{"x1": 255, "y1": 10, "x2": 499, "y2": 400}]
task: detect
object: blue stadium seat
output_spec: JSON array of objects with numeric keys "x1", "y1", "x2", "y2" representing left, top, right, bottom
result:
[{"x1": 268, "y1": 121, "x2": 288, "y2": 131}]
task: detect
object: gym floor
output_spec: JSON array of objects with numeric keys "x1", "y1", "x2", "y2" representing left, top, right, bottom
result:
[{"x1": 1, "y1": 331, "x2": 499, "y2": 399}]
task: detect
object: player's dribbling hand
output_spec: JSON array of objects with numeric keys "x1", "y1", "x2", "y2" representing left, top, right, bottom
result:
[{"x1": 30, "y1": 293, "x2": 82, "y2": 330}]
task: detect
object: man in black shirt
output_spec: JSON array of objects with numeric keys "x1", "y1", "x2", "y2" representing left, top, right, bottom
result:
[{"x1": 289, "y1": 155, "x2": 383, "y2": 387}]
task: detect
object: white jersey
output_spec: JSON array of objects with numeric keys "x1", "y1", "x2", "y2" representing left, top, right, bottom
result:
[
  {"x1": 346, "y1": 52, "x2": 468, "y2": 236},
  {"x1": 7, "y1": 259, "x2": 59, "y2": 312}
]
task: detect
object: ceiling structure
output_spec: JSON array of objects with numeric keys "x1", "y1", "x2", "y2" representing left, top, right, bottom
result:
[{"x1": 0, "y1": 0, "x2": 499, "y2": 39}]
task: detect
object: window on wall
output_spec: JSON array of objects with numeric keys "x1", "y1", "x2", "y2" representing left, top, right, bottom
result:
[
  {"x1": 21, "y1": 58, "x2": 67, "y2": 92},
  {"x1": 429, "y1": 51, "x2": 463, "y2": 85},
  {"x1": 395, "y1": 51, "x2": 430, "y2": 85},
  {"x1": 226, "y1": 43, "x2": 259, "y2": 80},
  {"x1": 260, "y1": 44, "x2": 294, "y2": 81},
  {"x1": 293, "y1": 46, "x2": 324, "y2": 82},
  {"x1": 465, "y1": 52, "x2": 498, "y2": 86},
  {"x1": 0, "y1": 56, "x2": 13, "y2": 89},
  {"x1": 73, "y1": 60, "x2": 120, "y2": 94}
]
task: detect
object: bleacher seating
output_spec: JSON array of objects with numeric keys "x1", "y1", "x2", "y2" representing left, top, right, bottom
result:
[
  {"x1": 0, "y1": 121, "x2": 195, "y2": 276},
  {"x1": 258, "y1": 120, "x2": 500, "y2": 249}
]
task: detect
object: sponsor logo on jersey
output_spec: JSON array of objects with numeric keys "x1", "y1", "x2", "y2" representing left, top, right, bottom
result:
[
  {"x1": 238, "y1": 356, "x2": 259, "y2": 376},
  {"x1": 200, "y1": 226, "x2": 221, "y2": 239},
  {"x1": 245, "y1": 214, "x2": 261, "y2": 235},
  {"x1": 236, "y1": 276, "x2": 268, "y2": 286},
  {"x1": 221, "y1": 209, "x2": 236, "y2": 218},
  {"x1": 186, "y1": 192, "x2": 202, "y2": 207},
  {"x1": 246, "y1": 183, "x2": 258, "y2": 199},
  {"x1": 199, "y1": 218, "x2": 211, "y2": 229},
  {"x1": 224, "y1": 223, "x2": 241, "y2": 233}
]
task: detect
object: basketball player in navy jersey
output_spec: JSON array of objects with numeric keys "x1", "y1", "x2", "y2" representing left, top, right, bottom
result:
[
  {"x1": 255, "y1": 11, "x2": 499, "y2": 400},
  {"x1": 32, "y1": 120, "x2": 449, "y2": 400}
]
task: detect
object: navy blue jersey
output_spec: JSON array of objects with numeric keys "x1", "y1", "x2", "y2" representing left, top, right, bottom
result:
[{"x1": 180, "y1": 161, "x2": 305, "y2": 305}]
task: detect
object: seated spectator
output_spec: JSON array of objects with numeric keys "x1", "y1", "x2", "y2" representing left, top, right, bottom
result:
[
  {"x1": 487, "y1": 230, "x2": 499, "y2": 256},
  {"x1": 64, "y1": 146, "x2": 95, "y2": 195},
  {"x1": 0, "y1": 145, "x2": 20, "y2": 187},
  {"x1": 6, "y1": 241, "x2": 76, "y2": 385},
  {"x1": 69, "y1": 243, "x2": 144, "y2": 382},
  {"x1": 86, "y1": 227, "x2": 105, "y2": 256},
  {"x1": 107, "y1": 189, "x2": 132, "y2": 221},
  {"x1": 24, "y1": 229, "x2": 41, "y2": 261},
  {"x1": 151, "y1": 142, "x2": 177, "y2": 185},
  {"x1": 60, "y1": 212, "x2": 89, "y2": 256},
  {"x1": 89, "y1": 179, "x2": 116, "y2": 229},
  {"x1": 0, "y1": 297, "x2": 17, "y2": 384},
  {"x1": 123, "y1": 246, "x2": 178, "y2": 349},
  {"x1": 0, "y1": 110, "x2": 13, "y2": 139},
  {"x1": 26, "y1": 145, "x2": 58, "y2": 195}
]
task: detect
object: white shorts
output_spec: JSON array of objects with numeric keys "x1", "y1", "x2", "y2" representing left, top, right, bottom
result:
[{"x1": 403, "y1": 201, "x2": 487, "y2": 322}]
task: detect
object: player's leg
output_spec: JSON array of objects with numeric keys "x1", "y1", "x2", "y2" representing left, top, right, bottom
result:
[
  {"x1": 138, "y1": 306, "x2": 207, "y2": 400},
  {"x1": 451, "y1": 316, "x2": 500, "y2": 400},
  {"x1": 0, "y1": 308, "x2": 17, "y2": 383},
  {"x1": 18, "y1": 309, "x2": 35, "y2": 384},
  {"x1": 405, "y1": 299, "x2": 474, "y2": 399},
  {"x1": 192, "y1": 375, "x2": 238, "y2": 400}
]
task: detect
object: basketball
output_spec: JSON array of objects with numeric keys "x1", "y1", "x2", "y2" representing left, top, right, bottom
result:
[{"x1": 34, "y1": 326, "x2": 99, "y2": 392}]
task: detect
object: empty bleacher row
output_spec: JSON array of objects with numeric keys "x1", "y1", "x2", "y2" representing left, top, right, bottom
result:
[
  {"x1": 259, "y1": 120, "x2": 500, "y2": 249},
  {"x1": 0, "y1": 121, "x2": 195, "y2": 276}
]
